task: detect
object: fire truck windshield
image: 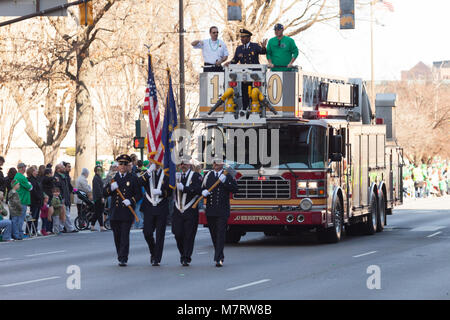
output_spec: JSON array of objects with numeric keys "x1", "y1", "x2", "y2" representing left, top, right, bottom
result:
[{"x1": 224, "y1": 125, "x2": 327, "y2": 170}]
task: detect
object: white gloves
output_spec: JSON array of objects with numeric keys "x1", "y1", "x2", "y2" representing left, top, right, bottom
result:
[
  {"x1": 147, "y1": 164, "x2": 156, "y2": 174},
  {"x1": 111, "y1": 182, "x2": 119, "y2": 191},
  {"x1": 122, "y1": 199, "x2": 131, "y2": 206},
  {"x1": 202, "y1": 190, "x2": 211, "y2": 197},
  {"x1": 219, "y1": 174, "x2": 227, "y2": 183},
  {"x1": 152, "y1": 189, "x2": 162, "y2": 196},
  {"x1": 177, "y1": 183, "x2": 184, "y2": 191}
]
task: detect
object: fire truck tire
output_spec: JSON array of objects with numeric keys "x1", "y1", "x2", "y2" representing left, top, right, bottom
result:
[
  {"x1": 377, "y1": 192, "x2": 386, "y2": 232},
  {"x1": 363, "y1": 193, "x2": 378, "y2": 235},
  {"x1": 318, "y1": 200, "x2": 343, "y2": 244},
  {"x1": 225, "y1": 230, "x2": 242, "y2": 244}
]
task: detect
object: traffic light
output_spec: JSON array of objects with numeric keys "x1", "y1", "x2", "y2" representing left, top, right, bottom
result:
[
  {"x1": 79, "y1": 1, "x2": 93, "y2": 26},
  {"x1": 133, "y1": 137, "x2": 145, "y2": 149}
]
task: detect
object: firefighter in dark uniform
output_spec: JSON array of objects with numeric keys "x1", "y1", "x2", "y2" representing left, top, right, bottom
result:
[
  {"x1": 138, "y1": 162, "x2": 172, "y2": 266},
  {"x1": 103, "y1": 154, "x2": 142, "y2": 267},
  {"x1": 224, "y1": 29, "x2": 267, "y2": 109},
  {"x1": 172, "y1": 156, "x2": 202, "y2": 266},
  {"x1": 202, "y1": 157, "x2": 239, "y2": 267}
]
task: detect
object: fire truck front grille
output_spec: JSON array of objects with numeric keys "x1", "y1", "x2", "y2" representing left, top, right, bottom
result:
[{"x1": 234, "y1": 176, "x2": 291, "y2": 200}]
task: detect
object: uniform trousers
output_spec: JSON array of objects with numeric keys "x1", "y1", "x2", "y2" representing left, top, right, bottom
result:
[
  {"x1": 206, "y1": 215, "x2": 228, "y2": 262},
  {"x1": 143, "y1": 210, "x2": 167, "y2": 263},
  {"x1": 110, "y1": 220, "x2": 133, "y2": 263},
  {"x1": 172, "y1": 208, "x2": 198, "y2": 263}
]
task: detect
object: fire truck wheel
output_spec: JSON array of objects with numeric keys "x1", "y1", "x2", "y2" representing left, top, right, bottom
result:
[
  {"x1": 377, "y1": 192, "x2": 386, "y2": 232},
  {"x1": 363, "y1": 192, "x2": 378, "y2": 235},
  {"x1": 318, "y1": 200, "x2": 343, "y2": 244},
  {"x1": 225, "y1": 229, "x2": 242, "y2": 244}
]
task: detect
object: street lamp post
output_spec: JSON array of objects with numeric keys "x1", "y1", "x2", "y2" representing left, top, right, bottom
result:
[
  {"x1": 370, "y1": 0, "x2": 375, "y2": 114},
  {"x1": 179, "y1": 0, "x2": 186, "y2": 129}
]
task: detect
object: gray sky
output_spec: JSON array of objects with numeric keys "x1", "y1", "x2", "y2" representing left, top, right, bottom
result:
[{"x1": 295, "y1": 0, "x2": 450, "y2": 80}]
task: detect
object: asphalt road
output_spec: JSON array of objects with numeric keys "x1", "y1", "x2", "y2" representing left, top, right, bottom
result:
[{"x1": 1, "y1": 196, "x2": 449, "y2": 300}]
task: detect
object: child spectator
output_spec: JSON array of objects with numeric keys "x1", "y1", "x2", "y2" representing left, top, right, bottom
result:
[
  {"x1": 8, "y1": 180, "x2": 23, "y2": 240},
  {"x1": 49, "y1": 187, "x2": 65, "y2": 235},
  {"x1": 0, "y1": 191, "x2": 13, "y2": 242},
  {"x1": 40, "y1": 194, "x2": 51, "y2": 236}
]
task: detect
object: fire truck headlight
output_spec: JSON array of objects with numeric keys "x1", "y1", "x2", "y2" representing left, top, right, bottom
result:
[
  {"x1": 309, "y1": 181, "x2": 318, "y2": 189},
  {"x1": 300, "y1": 198, "x2": 313, "y2": 211}
]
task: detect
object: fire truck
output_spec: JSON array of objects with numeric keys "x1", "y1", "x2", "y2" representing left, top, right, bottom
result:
[{"x1": 192, "y1": 64, "x2": 403, "y2": 243}]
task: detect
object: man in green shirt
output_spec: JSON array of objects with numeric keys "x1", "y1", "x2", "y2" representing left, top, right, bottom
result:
[{"x1": 266, "y1": 23, "x2": 299, "y2": 71}]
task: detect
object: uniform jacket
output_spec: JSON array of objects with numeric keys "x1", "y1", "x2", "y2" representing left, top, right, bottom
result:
[
  {"x1": 173, "y1": 170, "x2": 202, "y2": 214},
  {"x1": 138, "y1": 169, "x2": 172, "y2": 215},
  {"x1": 230, "y1": 42, "x2": 266, "y2": 65},
  {"x1": 103, "y1": 172, "x2": 142, "y2": 222},
  {"x1": 202, "y1": 170, "x2": 238, "y2": 217}
]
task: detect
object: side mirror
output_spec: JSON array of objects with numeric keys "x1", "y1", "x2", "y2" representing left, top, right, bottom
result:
[{"x1": 329, "y1": 135, "x2": 343, "y2": 162}]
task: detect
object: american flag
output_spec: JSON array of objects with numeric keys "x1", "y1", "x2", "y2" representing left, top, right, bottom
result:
[
  {"x1": 144, "y1": 55, "x2": 163, "y2": 165},
  {"x1": 378, "y1": 0, "x2": 394, "y2": 12}
]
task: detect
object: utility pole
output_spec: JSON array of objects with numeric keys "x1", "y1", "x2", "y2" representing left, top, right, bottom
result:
[
  {"x1": 370, "y1": 0, "x2": 375, "y2": 114},
  {"x1": 179, "y1": 0, "x2": 186, "y2": 129}
]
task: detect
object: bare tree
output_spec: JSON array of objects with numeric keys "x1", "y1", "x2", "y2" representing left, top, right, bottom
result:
[
  {"x1": 0, "y1": 87, "x2": 21, "y2": 157},
  {"x1": 377, "y1": 81, "x2": 450, "y2": 164}
]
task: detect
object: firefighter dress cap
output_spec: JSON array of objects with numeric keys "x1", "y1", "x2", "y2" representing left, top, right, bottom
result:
[
  {"x1": 116, "y1": 154, "x2": 132, "y2": 164},
  {"x1": 212, "y1": 156, "x2": 224, "y2": 164},
  {"x1": 179, "y1": 154, "x2": 192, "y2": 165},
  {"x1": 240, "y1": 29, "x2": 252, "y2": 37}
]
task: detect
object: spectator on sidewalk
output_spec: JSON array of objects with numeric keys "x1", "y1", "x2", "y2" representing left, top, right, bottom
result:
[
  {"x1": 54, "y1": 163, "x2": 77, "y2": 233},
  {"x1": 14, "y1": 163, "x2": 33, "y2": 236},
  {"x1": 75, "y1": 168, "x2": 92, "y2": 219},
  {"x1": 8, "y1": 180, "x2": 23, "y2": 240},
  {"x1": 5, "y1": 168, "x2": 17, "y2": 206},
  {"x1": 27, "y1": 166, "x2": 43, "y2": 234},
  {"x1": 49, "y1": 187, "x2": 65, "y2": 235},
  {"x1": 92, "y1": 165, "x2": 106, "y2": 232},
  {"x1": 40, "y1": 194, "x2": 51, "y2": 236},
  {"x1": 0, "y1": 191, "x2": 13, "y2": 242},
  {"x1": 0, "y1": 156, "x2": 5, "y2": 194}
]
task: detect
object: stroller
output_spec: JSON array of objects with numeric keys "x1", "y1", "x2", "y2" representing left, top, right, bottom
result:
[{"x1": 73, "y1": 189, "x2": 95, "y2": 231}]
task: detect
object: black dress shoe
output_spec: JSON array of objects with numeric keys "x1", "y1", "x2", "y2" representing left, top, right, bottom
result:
[
  {"x1": 118, "y1": 261, "x2": 127, "y2": 267},
  {"x1": 152, "y1": 262, "x2": 160, "y2": 266},
  {"x1": 215, "y1": 260, "x2": 223, "y2": 267},
  {"x1": 182, "y1": 262, "x2": 189, "y2": 267}
]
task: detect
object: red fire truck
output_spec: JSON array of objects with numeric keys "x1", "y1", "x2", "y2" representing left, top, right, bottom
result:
[{"x1": 193, "y1": 64, "x2": 403, "y2": 243}]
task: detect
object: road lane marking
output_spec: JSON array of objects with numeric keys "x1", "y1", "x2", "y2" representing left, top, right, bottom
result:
[
  {"x1": 411, "y1": 226, "x2": 445, "y2": 232},
  {"x1": 427, "y1": 231, "x2": 442, "y2": 238},
  {"x1": 25, "y1": 250, "x2": 66, "y2": 257},
  {"x1": 0, "y1": 258, "x2": 12, "y2": 262},
  {"x1": 1, "y1": 276, "x2": 61, "y2": 288},
  {"x1": 226, "y1": 279, "x2": 271, "y2": 291},
  {"x1": 353, "y1": 251, "x2": 377, "y2": 258}
]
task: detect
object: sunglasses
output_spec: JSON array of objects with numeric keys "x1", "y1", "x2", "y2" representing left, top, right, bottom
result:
[
  {"x1": 211, "y1": 31, "x2": 218, "y2": 34},
  {"x1": 118, "y1": 161, "x2": 128, "y2": 166}
]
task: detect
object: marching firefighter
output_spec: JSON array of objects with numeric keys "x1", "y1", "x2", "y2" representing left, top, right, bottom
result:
[
  {"x1": 138, "y1": 161, "x2": 172, "y2": 266},
  {"x1": 104, "y1": 154, "x2": 142, "y2": 267},
  {"x1": 201, "y1": 157, "x2": 238, "y2": 267},
  {"x1": 172, "y1": 155, "x2": 202, "y2": 267}
]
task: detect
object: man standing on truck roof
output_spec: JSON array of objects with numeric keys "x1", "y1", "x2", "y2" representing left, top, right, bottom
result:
[
  {"x1": 266, "y1": 23, "x2": 299, "y2": 71},
  {"x1": 192, "y1": 26, "x2": 229, "y2": 72}
]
